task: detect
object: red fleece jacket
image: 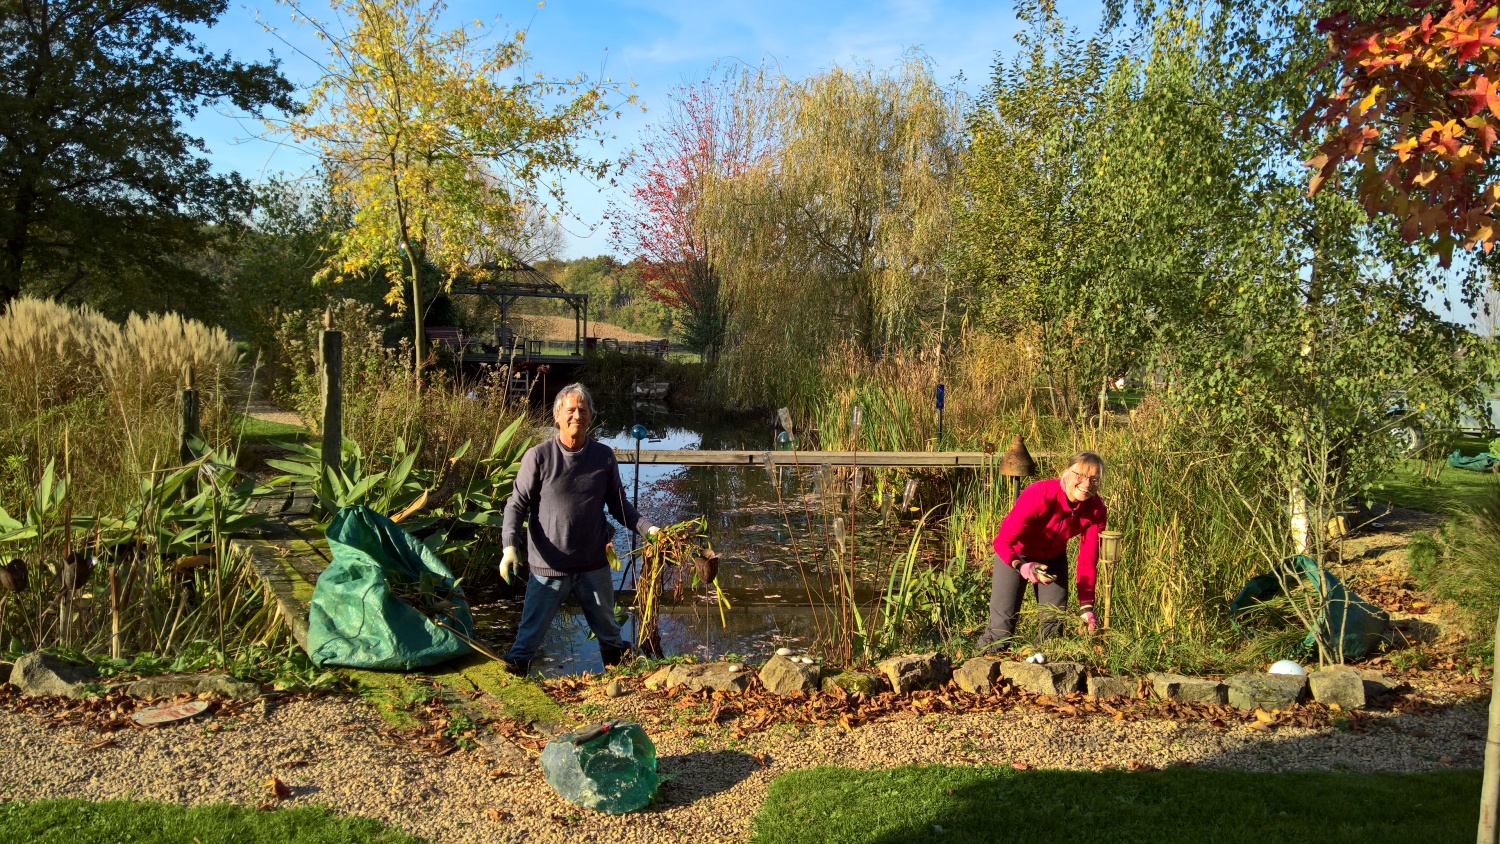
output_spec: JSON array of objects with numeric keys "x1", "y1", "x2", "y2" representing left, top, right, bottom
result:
[{"x1": 991, "y1": 478, "x2": 1109, "y2": 606}]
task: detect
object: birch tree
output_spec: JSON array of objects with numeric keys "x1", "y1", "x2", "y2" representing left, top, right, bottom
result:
[{"x1": 275, "y1": 0, "x2": 631, "y2": 366}]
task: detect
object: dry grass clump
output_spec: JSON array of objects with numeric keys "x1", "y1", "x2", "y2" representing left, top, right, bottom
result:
[
  {"x1": 0, "y1": 297, "x2": 243, "y2": 513},
  {"x1": 807, "y1": 330, "x2": 1051, "y2": 452}
]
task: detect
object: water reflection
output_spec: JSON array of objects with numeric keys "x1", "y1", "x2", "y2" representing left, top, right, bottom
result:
[{"x1": 469, "y1": 400, "x2": 878, "y2": 676}]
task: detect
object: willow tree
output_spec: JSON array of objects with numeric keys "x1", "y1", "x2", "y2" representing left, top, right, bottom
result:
[
  {"x1": 276, "y1": 0, "x2": 629, "y2": 366},
  {"x1": 699, "y1": 57, "x2": 963, "y2": 406}
]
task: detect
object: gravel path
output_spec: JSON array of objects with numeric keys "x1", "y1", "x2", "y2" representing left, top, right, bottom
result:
[{"x1": 0, "y1": 689, "x2": 1484, "y2": 844}]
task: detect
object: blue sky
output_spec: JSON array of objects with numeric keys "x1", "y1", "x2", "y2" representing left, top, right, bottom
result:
[{"x1": 189, "y1": 0, "x2": 1103, "y2": 257}]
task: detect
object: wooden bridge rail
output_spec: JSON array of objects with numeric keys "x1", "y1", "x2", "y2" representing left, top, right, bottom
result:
[{"x1": 613, "y1": 449, "x2": 1055, "y2": 468}]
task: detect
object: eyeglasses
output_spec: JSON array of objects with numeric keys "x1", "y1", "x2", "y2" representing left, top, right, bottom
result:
[{"x1": 1067, "y1": 470, "x2": 1102, "y2": 487}]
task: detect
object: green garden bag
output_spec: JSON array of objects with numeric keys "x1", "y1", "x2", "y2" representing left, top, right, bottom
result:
[
  {"x1": 1229, "y1": 555, "x2": 1390, "y2": 661},
  {"x1": 307, "y1": 505, "x2": 474, "y2": 669},
  {"x1": 1447, "y1": 450, "x2": 1500, "y2": 472}
]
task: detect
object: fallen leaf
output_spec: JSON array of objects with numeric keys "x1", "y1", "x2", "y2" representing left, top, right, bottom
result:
[
  {"x1": 1011, "y1": 761, "x2": 1030, "y2": 770},
  {"x1": 1439, "y1": 756, "x2": 1455, "y2": 764},
  {"x1": 1254, "y1": 709, "x2": 1274, "y2": 723},
  {"x1": 264, "y1": 776, "x2": 291, "y2": 800},
  {"x1": 486, "y1": 808, "x2": 512, "y2": 821}
]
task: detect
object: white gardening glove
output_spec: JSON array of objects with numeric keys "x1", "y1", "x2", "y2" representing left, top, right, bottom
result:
[{"x1": 499, "y1": 546, "x2": 520, "y2": 584}]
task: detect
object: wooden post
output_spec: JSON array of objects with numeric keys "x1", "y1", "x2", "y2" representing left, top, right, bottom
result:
[
  {"x1": 178, "y1": 365, "x2": 199, "y2": 497},
  {"x1": 109, "y1": 562, "x2": 121, "y2": 661},
  {"x1": 1478, "y1": 607, "x2": 1500, "y2": 843},
  {"x1": 320, "y1": 309, "x2": 343, "y2": 480}
]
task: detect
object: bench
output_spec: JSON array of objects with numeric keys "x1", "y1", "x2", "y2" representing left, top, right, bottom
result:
[{"x1": 426, "y1": 326, "x2": 485, "y2": 351}]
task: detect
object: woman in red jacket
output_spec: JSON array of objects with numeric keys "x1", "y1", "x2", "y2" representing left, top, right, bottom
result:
[{"x1": 977, "y1": 451, "x2": 1108, "y2": 651}]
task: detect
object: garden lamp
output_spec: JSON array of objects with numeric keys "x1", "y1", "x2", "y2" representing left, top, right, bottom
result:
[
  {"x1": 631, "y1": 424, "x2": 649, "y2": 557},
  {"x1": 998, "y1": 435, "x2": 1036, "y2": 503}
]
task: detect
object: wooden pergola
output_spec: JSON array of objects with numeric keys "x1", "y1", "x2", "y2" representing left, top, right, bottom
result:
[{"x1": 449, "y1": 258, "x2": 589, "y2": 355}]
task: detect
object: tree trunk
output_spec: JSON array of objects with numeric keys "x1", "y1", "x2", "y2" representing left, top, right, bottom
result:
[{"x1": 408, "y1": 249, "x2": 424, "y2": 383}]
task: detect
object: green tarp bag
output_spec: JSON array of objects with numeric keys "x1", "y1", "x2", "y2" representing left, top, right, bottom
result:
[
  {"x1": 1448, "y1": 450, "x2": 1500, "y2": 472},
  {"x1": 307, "y1": 505, "x2": 474, "y2": 669},
  {"x1": 1229, "y1": 555, "x2": 1389, "y2": 661}
]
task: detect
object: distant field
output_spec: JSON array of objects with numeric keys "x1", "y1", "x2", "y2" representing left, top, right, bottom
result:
[{"x1": 514, "y1": 315, "x2": 662, "y2": 342}]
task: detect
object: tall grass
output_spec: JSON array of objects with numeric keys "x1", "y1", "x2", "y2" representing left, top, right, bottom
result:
[
  {"x1": 788, "y1": 335, "x2": 1288, "y2": 674},
  {"x1": 0, "y1": 297, "x2": 243, "y2": 515},
  {"x1": 1413, "y1": 484, "x2": 1500, "y2": 659}
]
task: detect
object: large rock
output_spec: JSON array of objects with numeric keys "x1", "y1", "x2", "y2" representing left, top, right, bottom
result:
[
  {"x1": 820, "y1": 671, "x2": 882, "y2": 696},
  {"x1": 758, "y1": 655, "x2": 820, "y2": 696},
  {"x1": 11, "y1": 651, "x2": 99, "y2": 698},
  {"x1": 644, "y1": 667, "x2": 673, "y2": 690},
  {"x1": 127, "y1": 673, "x2": 260, "y2": 701},
  {"x1": 661, "y1": 662, "x2": 750, "y2": 694},
  {"x1": 876, "y1": 653, "x2": 952, "y2": 694},
  {"x1": 1355, "y1": 669, "x2": 1397, "y2": 697},
  {"x1": 953, "y1": 657, "x2": 1004, "y2": 695},
  {"x1": 1308, "y1": 669, "x2": 1366, "y2": 710},
  {"x1": 1226, "y1": 672, "x2": 1307, "y2": 711},
  {"x1": 1000, "y1": 661, "x2": 1084, "y2": 696},
  {"x1": 1150, "y1": 673, "x2": 1227, "y2": 705},
  {"x1": 1087, "y1": 676, "x2": 1138, "y2": 699}
]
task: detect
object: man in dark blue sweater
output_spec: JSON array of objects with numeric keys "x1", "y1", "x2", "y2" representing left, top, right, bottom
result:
[{"x1": 499, "y1": 383, "x2": 657, "y2": 676}]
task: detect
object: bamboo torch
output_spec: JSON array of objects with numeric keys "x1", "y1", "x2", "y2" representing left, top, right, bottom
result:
[{"x1": 1098, "y1": 530, "x2": 1123, "y2": 630}]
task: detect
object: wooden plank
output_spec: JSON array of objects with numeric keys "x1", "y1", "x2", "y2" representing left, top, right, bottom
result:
[
  {"x1": 613, "y1": 449, "x2": 1055, "y2": 468},
  {"x1": 237, "y1": 528, "x2": 326, "y2": 652}
]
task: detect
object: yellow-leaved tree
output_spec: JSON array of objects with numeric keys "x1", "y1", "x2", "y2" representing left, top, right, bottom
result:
[{"x1": 273, "y1": 0, "x2": 631, "y2": 367}]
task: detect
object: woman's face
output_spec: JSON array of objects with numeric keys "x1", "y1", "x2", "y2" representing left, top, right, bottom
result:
[{"x1": 1061, "y1": 462, "x2": 1102, "y2": 504}]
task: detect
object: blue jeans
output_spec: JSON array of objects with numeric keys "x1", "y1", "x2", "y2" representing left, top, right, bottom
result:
[{"x1": 505, "y1": 567, "x2": 625, "y2": 662}]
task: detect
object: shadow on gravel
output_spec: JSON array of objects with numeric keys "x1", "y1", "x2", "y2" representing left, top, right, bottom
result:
[{"x1": 656, "y1": 749, "x2": 760, "y2": 805}]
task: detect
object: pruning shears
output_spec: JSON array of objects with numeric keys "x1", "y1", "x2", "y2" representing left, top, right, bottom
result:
[{"x1": 572, "y1": 719, "x2": 627, "y2": 745}]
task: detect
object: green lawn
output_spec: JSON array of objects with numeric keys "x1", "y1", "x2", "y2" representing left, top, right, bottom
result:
[
  {"x1": 232, "y1": 412, "x2": 309, "y2": 444},
  {"x1": 751, "y1": 765, "x2": 1480, "y2": 844},
  {"x1": 0, "y1": 800, "x2": 423, "y2": 843},
  {"x1": 1369, "y1": 457, "x2": 1499, "y2": 513}
]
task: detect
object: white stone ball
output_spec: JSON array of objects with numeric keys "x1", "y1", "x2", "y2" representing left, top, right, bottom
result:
[
  {"x1": 1026, "y1": 653, "x2": 1047, "y2": 665},
  {"x1": 1268, "y1": 659, "x2": 1306, "y2": 676},
  {"x1": 775, "y1": 647, "x2": 794, "y2": 657}
]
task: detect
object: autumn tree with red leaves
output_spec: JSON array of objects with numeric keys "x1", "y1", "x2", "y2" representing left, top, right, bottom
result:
[
  {"x1": 610, "y1": 77, "x2": 757, "y2": 363},
  {"x1": 1301, "y1": 0, "x2": 1500, "y2": 262}
]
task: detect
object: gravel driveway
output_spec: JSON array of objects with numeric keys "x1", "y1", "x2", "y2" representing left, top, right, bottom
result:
[{"x1": 0, "y1": 685, "x2": 1485, "y2": 844}]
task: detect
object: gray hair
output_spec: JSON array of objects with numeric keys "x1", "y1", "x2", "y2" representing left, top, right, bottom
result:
[
  {"x1": 1063, "y1": 450, "x2": 1105, "y2": 475},
  {"x1": 553, "y1": 383, "x2": 595, "y2": 417}
]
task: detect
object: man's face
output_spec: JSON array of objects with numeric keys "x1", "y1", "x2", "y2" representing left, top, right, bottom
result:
[
  {"x1": 554, "y1": 394, "x2": 591, "y2": 440},
  {"x1": 1061, "y1": 463, "x2": 1102, "y2": 504}
]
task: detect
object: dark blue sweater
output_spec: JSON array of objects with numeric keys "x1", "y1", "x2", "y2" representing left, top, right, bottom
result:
[{"x1": 502, "y1": 437, "x2": 654, "y2": 576}]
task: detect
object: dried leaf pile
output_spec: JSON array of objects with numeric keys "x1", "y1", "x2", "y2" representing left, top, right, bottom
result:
[{"x1": 0, "y1": 685, "x2": 261, "y2": 733}]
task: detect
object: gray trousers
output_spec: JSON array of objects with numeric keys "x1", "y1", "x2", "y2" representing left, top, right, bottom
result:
[{"x1": 978, "y1": 552, "x2": 1069, "y2": 650}]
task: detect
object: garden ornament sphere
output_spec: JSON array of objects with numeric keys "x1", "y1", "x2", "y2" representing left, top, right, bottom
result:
[
  {"x1": 775, "y1": 430, "x2": 794, "y2": 449},
  {"x1": 1268, "y1": 660, "x2": 1306, "y2": 676},
  {"x1": 630, "y1": 424, "x2": 648, "y2": 441}
]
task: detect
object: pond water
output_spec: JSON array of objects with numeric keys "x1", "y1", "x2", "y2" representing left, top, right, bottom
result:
[{"x1": 467, "y1": 401, "x2": 898, "y2": 676}]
